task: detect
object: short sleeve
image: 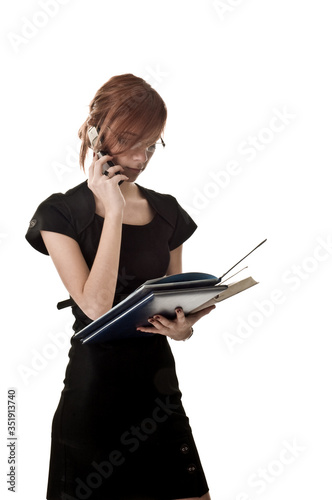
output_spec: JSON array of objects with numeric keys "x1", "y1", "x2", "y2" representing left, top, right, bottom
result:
[
  {"x1": 168, "y1": 200, "x2": 197, "y2": 251},
  {"x1": 25, "y1": 195, "x2": 78, "y2": 255}
]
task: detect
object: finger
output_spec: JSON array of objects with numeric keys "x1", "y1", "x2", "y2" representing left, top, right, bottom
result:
[
  {"x1": 107, "y1": 173, "x2": 129, "y2": 184},
  {"x1": 88, "y1": 160, "x2": 97, "y2": 185},
  {"x1": 95, "y1": 154, "x2": 115, "y2": 172},
  {"x1": 88, "y1": 152, "x2": 101, "y2": 179},
  {"x1": 103, "y1": 165, "x2": 126, "y2": 178},
  {"x1": 175, "y1": 307, "x2": 186, "y2": 323},
  {"x1": 152, "y1": 314, "x2": 172, "y2": 328},
  {"x1": 96, "y1": 153, "x2": 113, "y2": 164},
  {"x1": 136, "y1": 324, "x2": 166, "y2": 336}
]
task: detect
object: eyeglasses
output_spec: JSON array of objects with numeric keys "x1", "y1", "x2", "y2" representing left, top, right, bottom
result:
[
  {"x1": 131, "y1": 137, "x2": 166, "y2": 153},
  {"x1": 105, "y1": 126, "x2": 166, "y2": 154}
]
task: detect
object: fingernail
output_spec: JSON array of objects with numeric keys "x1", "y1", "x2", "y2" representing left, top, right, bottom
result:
[{"x1": 154, "y1": 315, "x2": 160, "y2": 320}]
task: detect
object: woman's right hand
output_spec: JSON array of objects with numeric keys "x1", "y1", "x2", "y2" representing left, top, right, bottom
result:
[
  {"x1": 41, "y1": 152, "x2": 128, "y2": 319},
  {"x1": 88, "y1": 153, "x2": 129, "y2": 215}
]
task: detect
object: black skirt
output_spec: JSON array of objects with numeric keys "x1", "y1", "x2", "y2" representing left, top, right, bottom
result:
[{"x1": 46, "y1": 335, "x2": 209, "y2": 500}]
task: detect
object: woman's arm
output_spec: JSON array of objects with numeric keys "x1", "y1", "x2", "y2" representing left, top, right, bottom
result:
[
  {"x1": 41, "y1": 155, "x2": 128, "y2": 321},
  {"x1": 41, "y1": 212, "x2": 123, "y2": 320},
  {"x1": 166, "y1": 245, "x2": 183, "y2": 275}
]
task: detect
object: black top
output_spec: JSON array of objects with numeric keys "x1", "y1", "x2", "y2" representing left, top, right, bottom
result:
[{"x1": 26, "y1": 180, "x2": 197, "y2": 332}]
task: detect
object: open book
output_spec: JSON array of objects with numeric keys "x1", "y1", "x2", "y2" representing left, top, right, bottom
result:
[{"x1": 74, "y1": 239, "x2": 266, "y2": 344}]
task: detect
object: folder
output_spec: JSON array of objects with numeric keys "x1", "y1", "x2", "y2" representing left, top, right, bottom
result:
[{"x1": 74, "y1": 239, "x2": 266, "y2": 344}]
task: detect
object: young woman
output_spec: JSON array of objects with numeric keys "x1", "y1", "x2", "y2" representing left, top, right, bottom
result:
[{"x1": 26, "y1": 74, "x2": 215, "y2": 500}]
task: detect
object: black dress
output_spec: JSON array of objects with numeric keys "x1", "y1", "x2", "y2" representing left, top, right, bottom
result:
[{"x1": 26, "y1": 181, "x2": 209, "y2": 500}]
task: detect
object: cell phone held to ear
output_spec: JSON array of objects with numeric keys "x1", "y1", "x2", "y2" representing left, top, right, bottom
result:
[{"x1": 87, "y1": 126, "x2": 123, "y2": 185}]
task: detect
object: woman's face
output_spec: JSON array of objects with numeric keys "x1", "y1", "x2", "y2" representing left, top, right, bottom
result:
[{"x1": 111, "y1": 138, "x2": 157, "y2": 182}]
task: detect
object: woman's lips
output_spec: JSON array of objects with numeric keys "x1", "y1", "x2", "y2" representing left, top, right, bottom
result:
[{"x1": 124, "y1": 166, "x2": 143, "y2": 172}]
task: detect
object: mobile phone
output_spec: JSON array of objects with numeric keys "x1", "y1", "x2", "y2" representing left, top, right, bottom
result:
[{"x1": 87, "y1": 126, "x2": 123, "y2": 184}]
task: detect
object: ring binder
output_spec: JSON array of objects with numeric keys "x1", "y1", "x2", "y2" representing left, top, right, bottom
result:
[{"x1": 74, "y1": 239, "x2": 266, "y2": 344}]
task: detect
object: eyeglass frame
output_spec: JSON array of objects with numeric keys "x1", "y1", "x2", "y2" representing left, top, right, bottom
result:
[
  {"x1": 100, "y1": 125, "x2": 166, "y2": 155},
  {"x1": 131, "y1": 136, "x2": 166, "y2": 154}
]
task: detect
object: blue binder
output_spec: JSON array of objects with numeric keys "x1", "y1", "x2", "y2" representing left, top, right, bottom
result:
[
  {"x1": 74, "y1": 239, "x2": 267, "y2": 344},
  {"x1": 74, "y1": 272, "x2": 226, "y2": 344}
]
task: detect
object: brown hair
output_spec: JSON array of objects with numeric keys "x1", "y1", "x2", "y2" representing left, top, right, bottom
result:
[{"x1": 78, "y1": 74, "x2": 167, "y2": 170}]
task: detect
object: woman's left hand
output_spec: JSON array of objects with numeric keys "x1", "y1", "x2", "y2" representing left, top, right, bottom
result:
[{"x1": 136, "y1": 305, "x2": 216, "y2": 341}]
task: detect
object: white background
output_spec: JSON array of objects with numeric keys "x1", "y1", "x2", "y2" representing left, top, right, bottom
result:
[{"x1": 1, "y1": 0, "x2": 331, "y2": 499}]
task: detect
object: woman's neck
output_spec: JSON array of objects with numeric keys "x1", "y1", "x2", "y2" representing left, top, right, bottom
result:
[{"x1": 119, "y1": 181, "x2": 139, "y2": 199}]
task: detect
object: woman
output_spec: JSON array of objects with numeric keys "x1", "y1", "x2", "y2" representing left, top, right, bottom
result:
[{"x1": 26, "y1": 74, "x2": 215, "y2": 500}]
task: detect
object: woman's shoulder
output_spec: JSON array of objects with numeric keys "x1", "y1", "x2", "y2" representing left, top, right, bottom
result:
[
  {"x1": 40, "y1": 180, "x2": 91, "y2": 209},
  {"x1": 26, "y1": 181, "x2": 95, "y2": 254},
  {"x1": 32, "y1": 181, "x2": 94, "y2": 225}
]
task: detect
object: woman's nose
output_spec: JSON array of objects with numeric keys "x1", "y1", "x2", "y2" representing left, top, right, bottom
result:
[{"x1": 132, "y1": 148, "x2": 148, "y2": 162}]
